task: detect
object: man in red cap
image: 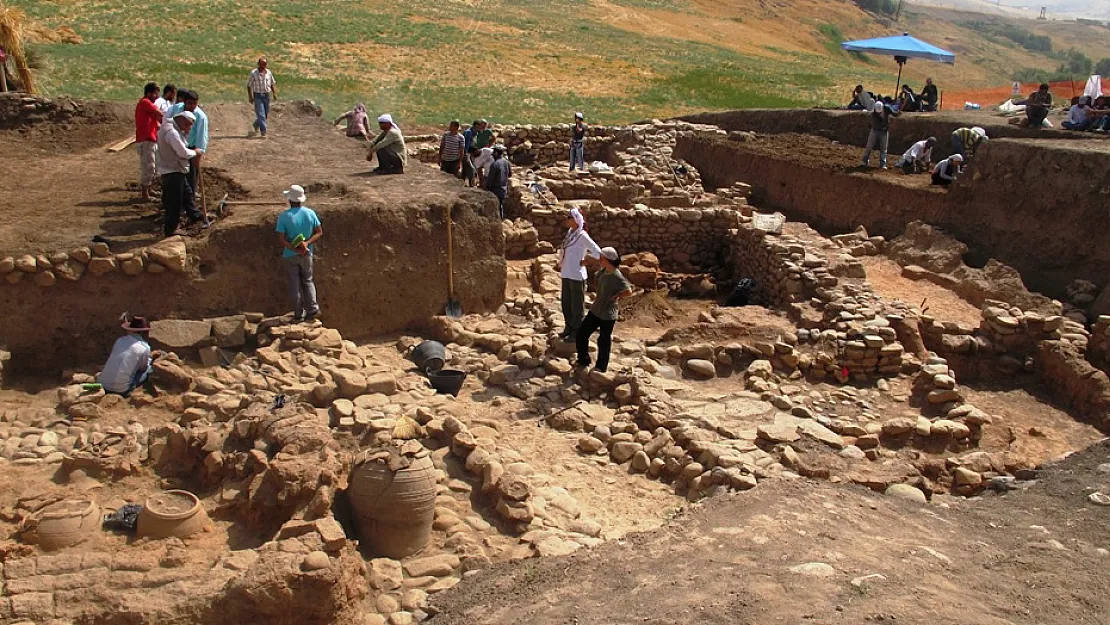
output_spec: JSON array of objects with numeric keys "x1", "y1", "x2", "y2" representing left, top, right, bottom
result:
[{"x1": 99, "y1": 316, "x2": 154, "y2": 396}]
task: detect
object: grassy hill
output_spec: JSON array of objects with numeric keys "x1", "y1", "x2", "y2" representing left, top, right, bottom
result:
[{"x1": 12, "y1": 0, "x2": 1110, "y2": 124}]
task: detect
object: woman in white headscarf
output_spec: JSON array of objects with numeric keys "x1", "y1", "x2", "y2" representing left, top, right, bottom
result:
[
  {"x1": 367, "y1": 113, "x2": 407, "y2": 174},
  {"x1": 556, "y1": 207, "x2": 601, "y2": 341}
]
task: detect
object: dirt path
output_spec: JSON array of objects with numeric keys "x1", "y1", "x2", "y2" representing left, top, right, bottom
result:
[
  {"x1": 861, "y1": 255, "x2": 983, "y2": 326},
  {"x1": 431, "y1": 440, "x2": 1110, "y2": 625}
]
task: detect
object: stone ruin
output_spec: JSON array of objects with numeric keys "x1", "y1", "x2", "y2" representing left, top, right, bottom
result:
[{"x1": 0, "y1": 114, "x2": 1109, "y2": 625}]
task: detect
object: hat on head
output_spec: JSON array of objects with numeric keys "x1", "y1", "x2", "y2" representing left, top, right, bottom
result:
[
  {"x1": 173, "y1": 110, "x2": 196, "y2": 123},
  {"x1": 378, "y1": 113, "x2": 394, "y2": 124},
  {"x1": 283, "y1": 184, "x2": 307, "y2": 203},
  {"x1": 478, "y1": 118, "x2": 488, "y2": 125},
  {"x1": 122, "y1": 316, "x2": 151, "y2": 333},
  {"x1": 600, "y1": 247, "x2": 619, "y2": 262},
  {"x1": 574, "y1": 112, "x2": 584, "y2": 120},
  {"x1": 951, "y1": 153, "x2": 964, "y2": 162},
  {"x1": 971, "y1": 126, "x2": 987, "y2": 139},
  {"x1": 873, "y1": 101, "x2": 885, "y2": 113},
  {"x1": 492, "y1": 143, "x2": 507, "y2": 154},
  {"x1": 926, "y1": 136, "x2": 937, "y2": 143}
]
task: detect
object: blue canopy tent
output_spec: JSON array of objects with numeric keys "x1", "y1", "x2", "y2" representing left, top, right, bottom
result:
[{"x1": 841, "y1": 33, "x2": 956, "y2": 96}]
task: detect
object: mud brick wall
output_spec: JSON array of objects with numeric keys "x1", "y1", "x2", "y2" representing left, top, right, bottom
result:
[
  {"x1": 529, "y1": 204, "x2": 742, "y2": 274},
  {"x1": 416, "y1": 123, "x2": 619, "y2": 166}
]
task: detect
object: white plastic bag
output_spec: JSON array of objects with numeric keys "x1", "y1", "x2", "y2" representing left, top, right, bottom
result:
[{"x1": 752, "y1": 212, "x2": 785, "y2": 234}]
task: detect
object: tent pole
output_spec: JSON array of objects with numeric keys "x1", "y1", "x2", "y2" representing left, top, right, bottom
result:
[{"x1": 895, "y1": 62, "x2": 904, "y2": 97}]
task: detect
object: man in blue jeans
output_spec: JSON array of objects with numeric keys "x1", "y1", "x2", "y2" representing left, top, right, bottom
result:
[
  {"x1": 247, "y1": 57, "x2": 277, "y2": 137},
  {"x1": 276, "y1": 184, "x2": 323, "y2": 322},
  {"x1": 570, "y1": 112, "x2": 587, "y2": 171}
]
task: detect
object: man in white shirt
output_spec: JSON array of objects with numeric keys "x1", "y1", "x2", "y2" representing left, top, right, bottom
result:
[
  {"x1": 99, "y1": 317, "x2": 154, "y2": 396},
  {"x1": 247, "y1": 57, "x2": 277, "y2": 137},
  {"x1": 154, "y1": 84, "x2": 176, "y2": 115},
  {"x1": 1063, "y1": 96, "x2": 1091, "y2": 131},
  {"x1": 157, "y1": 110, "x2": 202, "y2": 237},
  {"x1": 466, "y1": 145, "x2": 494, "y2": 187},
  {"x1": 894, "y1": 136, "x2": 937, "y2": 174},
  {"x1": 556, "y1": 207, "x2": 602, "y2": 340}
]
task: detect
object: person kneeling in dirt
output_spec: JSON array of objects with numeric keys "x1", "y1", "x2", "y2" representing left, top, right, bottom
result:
[
  {"x1": 931, "y1": 153, "x2": 963, "y2": 187},
  {"x1": 366, "y1": 113, "x2": 406, "y2": 174},
  {"x1": 556, "y1": 207, "x2": 601, "y2": 341},
  {"x1": 99, "y1": 316, "x2": 154, "y2": 396},
  {"x1": 276, "y1": 184, "x2": 323, "y2": 322},
  {"x1": 894, "y1": 136, "x2": 936, "y2": 174},
  {"x1": 576, "y1": 247, "x2": 633, "y2": 374}
]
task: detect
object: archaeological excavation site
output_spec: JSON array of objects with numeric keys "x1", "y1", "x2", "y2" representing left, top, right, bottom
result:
[{"x1": 1, "y1": 92, "x2": 1110, "y2": 625}]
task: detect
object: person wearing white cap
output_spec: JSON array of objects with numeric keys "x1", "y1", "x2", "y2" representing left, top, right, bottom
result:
[
  {"x1": 556, "y1": 207, "x2": 601, "y2": 341},
  {"x1": 576, "y1": 246, "x2": 633, "y2": 373},
  {"x1": 861, "y1": 100, "x2": 898, "y2": 169},
  {"x1": 570, "y1": 112, "x2": 588, "y2": 172},
  {"x1": 156, "y1": 109, "x2": 204, "y2": 237},
  {"x1": 950, "y1": 126, "x2": 987, "y2": 160},
  {"x1": 276, "y1": 184, "x2": 323, "y2": 322},
  {"x1": 484, "y1": 144, "x2": 511, "y2": 218},
  {"x1": 894, "y1": 136, "x2": 936, "y2": 174},
  {"x1": 367, "y1": 113, "x2": 407, "y2": 174},
  {"x1": 931, "y1": 153, "x2": 963, "y2": 187}
]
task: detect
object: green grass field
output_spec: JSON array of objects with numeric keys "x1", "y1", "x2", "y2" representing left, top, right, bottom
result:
[{"x1": 13, "y1": 0, "x2": 901, "y2": 124}]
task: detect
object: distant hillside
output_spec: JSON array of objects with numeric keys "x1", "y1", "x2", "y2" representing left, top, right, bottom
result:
[
  {"x1": 911, "y1": 0, "x2": 1110, "y2": 20},
  {"x1": 10, "y1": 0, "x2": 1110, "y2": 123}
]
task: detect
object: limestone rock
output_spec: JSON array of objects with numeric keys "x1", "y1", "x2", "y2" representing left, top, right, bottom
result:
[
  {"x1": 120, "y1": 256, "x2": 145, "y2": 276},
  {"x1": 885, "y1": 484, "x2": 927, "y2": 503},
  {"x1": 87, "y1": 256, "x2": 117, "y2": 275},
  {"x1": 332, "y1": 370, "x2": 368, "y2": 399},
  {"x1": 577, "y1": 436, "x2": 605, "y2": 453},
  {"x1": 211, "y1": 315, "x2": 247, "y2": 347},
  {"x1": 686, "y1": 359, "x2": 716, "y2": 379},
  {"x1": 301, "y1": 551, "x2": 330, "y2": 571},
  {"x1": 366, "y1": 373, "x2": 398, "y2": 396},
  {"x1": 147, "y1": 237, "x2": 188, "y2": 272},
  {"x1": 403, "y1": 554, "x2": 459, "y2": 578},
  {"x1": 151, "y1": 319, "x2": 213, "y2": 349},
  {"x1": 14, "y1": 254, "x2": 37, "y2": 272},
  {"x1": 34, "y1": 270, "x2": 56, "y2": 287}
]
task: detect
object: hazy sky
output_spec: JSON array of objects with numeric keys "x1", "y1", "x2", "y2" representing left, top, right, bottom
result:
[{"x1": 926, "y1": 0, "x2": 1110, "y2": 18}]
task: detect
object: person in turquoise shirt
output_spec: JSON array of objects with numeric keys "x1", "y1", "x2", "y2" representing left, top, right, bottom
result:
[{"x1": 276, "y1": 184, "x2": 323, "y2": 321}]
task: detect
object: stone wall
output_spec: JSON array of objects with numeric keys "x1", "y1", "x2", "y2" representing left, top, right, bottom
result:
[{"x1": 416, "y1": 123, "x2": 619, "y2": 166}]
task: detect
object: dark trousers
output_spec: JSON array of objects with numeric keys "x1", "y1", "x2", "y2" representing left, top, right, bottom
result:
[
  {"x1": 576, "y1": 312, "x2": 616, "y2": 372},
  {"x1": 440, "y1": 159, "x2": 461, "y2": 176},
  {"x1": 377, "y1": 149, "x2": 404, "y2": 173},
  {"x1": 462, "y1": 155, "x2": 476, "y2": 186},
  {"x1": 161, "y1": 172, "x2": 202, "y2": 236},
  {"x1": 491, "y1": 188, "x2": 505, "y2": 219},
  {"x1": 561, "y1": 278, "x2": 586, "y2": 337},
  {"x1": 931, "y1": 172, "x2": 952, "y2": 187},
  {"x1": 1027, "y1": 105, "x2": 1049, "y2": 127}
]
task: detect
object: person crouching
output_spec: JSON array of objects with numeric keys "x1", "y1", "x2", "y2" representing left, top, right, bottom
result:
[
  {"x1": 576, "y1": 247, "x2": 633, "y2": 373},
  {"x1": 931, "y1": 153, "x2": 963, "y2": 187},
  {"x1": 98, "y1": 316, "x2": 154, "y2": 397}
]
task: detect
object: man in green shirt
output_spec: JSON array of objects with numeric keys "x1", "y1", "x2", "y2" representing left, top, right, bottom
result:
[
  {"x1": 576, "y1": 247, "x2": 633, "y2": 373},
  {"x1": 367, "y1": 113, "x2": 407, "y2": 174},
  {"x1": 474, "y1": 119, "x2": 495, "y2": 150}
]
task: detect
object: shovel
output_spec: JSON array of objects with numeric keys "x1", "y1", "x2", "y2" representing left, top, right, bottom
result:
[{"x1": 445, "y1": 205, "x2": 463, "y2": 318}]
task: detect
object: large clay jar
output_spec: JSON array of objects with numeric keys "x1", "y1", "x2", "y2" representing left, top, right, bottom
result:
[
  {"x1": 136, "y1": 490, "x2": 209, "y2": 539},
  {"x1": 349, "y1": 450, "x2": 437, "y2": 558},
  {"x1": 22, "y1": 499, "x2": 100, "y2": 550}
]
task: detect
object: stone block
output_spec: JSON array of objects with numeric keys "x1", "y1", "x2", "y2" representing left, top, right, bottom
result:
[
  {"x1": 150, "y1": 319, "x2": 213, "y2": 349},
  {"x1": 403, "y1": 554, "x2": 459, "y2": 578},
  {"x1": 10, "y1": 592, "x2": 54, "y2": 619},
  {"x1": 146, "y1": 237, "x2": 187, "y2": 272},
  {"x1": 210, "y1": 315, "x2": 247, "y2": 348}
]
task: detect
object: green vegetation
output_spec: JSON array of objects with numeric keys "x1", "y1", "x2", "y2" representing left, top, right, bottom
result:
[
  {"x1": 968, "y1": 21, "x2": 1053, "y2": 53},
  {"x1": 1013, "y1": 48, "x2": 1095, "y2": 83},
  {"x1": 1097, "y1": 58, "x2": 1110, "y2": 77},
  {"x1": 853, "y1": 0, "x2": 898, "y2": 17}
]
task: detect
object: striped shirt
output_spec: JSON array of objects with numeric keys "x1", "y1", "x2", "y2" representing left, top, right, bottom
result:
[
  {"x1": 953, "y1": 127, "x2": 984, "y2": 155},
  {"x1": 247, "y1": 68, "x2": 275, "y2": 94},
  {"x1": 440, "y1": 132, "x2": 465, "y2": 161}
]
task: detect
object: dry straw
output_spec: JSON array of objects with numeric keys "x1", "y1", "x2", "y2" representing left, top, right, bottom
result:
[{"x1": 0, "y1": 3, "x2": 36, "y2": 94}]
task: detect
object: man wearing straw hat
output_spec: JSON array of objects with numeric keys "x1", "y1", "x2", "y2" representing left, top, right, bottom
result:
[
  {"x1": 98, "y1": 316, "x2": 154, "y2": 396},
  {"x1": 276, "y1": 184, "x2": 323, "y2": 322}
]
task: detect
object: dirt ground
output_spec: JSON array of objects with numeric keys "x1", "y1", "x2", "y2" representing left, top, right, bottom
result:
[
  {"x1": 432, "y1": 439, "x2": 1110, "y2": 625},
  {"x1": 860, "y1": 255, "x2": 984, "y2": 326}
]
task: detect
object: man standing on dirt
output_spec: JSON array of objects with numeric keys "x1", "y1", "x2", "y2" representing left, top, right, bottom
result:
[
  {"x1": 181, "y1": 91, "x2": 209, "y2": 216},
  {"x1": 247, "y1": 57, "x2": 277, "y2": 137},
  {"x1": 367, "y1": 114, "x2": 407, "y2": 174},
  {"x1": 439, "y1": 120, "x2": 466, "y2": 177},
  {"x1": 570, "y1": 112, "x2": 587, "y2": 172},
  {"x1": 276, "y1": 184, "x2": 323, "y2": 322},
  {"x1": 135, "y1": 82, "x2": 163, "y2": 202},
  {"x1": 485, "y1": 144, "x2": 511, "y2": 218},
  {"x1": 921, "y1": 77, "x2": 938, "y2": 112},
  {"x1": 154, "y1": 84, "x2": 176, "y2": 115},
  {"x1": 861, "y1": 101, "x2": 898, "y2": 169},
  {"x1": 575, "y1": 247, "x2": 633, "y2": 374},
  {"x1": 156, "y1": 110, "x2": 203, "y2": 237}
]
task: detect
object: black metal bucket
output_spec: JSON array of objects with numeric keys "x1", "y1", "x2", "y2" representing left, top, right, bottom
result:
[
  {"x1": 411, "y1": 341, "x2": 446, "y2": 374},
  {"x1": 427, "y1": 369, "x2": 467, "y2": 397}
]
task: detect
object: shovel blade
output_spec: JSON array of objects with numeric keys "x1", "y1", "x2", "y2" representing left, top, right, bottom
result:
[{"x1": 446, "y1": 299, "x2": 463, "y2": 318}]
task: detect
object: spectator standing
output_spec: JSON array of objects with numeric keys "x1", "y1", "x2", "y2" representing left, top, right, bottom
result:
[
  {"x1": 1063, "y1": 96, "x2": 1092, "y2": 131},
  {"x1": 894, "y1": 136, "x2": 936, "y2": 174},
  {"x1": 247, "y1": 57, "x2": 277, "y2": 137},
  {"x1": 556, "y1": 207, "x2": 601, "y2": 341},
  {"x1": 156, "y1": 110, "x2": 203, "y2": 237},
  {"x1": 367, "y1": 114, "x2": 407, "y2": 174},
  {"x1": 861, "y1": 101, "x2": 898, "y2": 169},
  {"x1": 473, "y1": 119, "x2": 494, "y2": 149},
  {"x1": 931, "y1": 153, "x2": 963, "y2": 187},
  {"x1": 485, "y1": 144, "x2": 511, "y2": 218},
  {"x1": 921, "y1": 77, "x2": 938, "y2": 112},
  {"x1": 276, "y1": 184, "x2": 323, "y2": 322},
  {"x1": 181, "y1": 90, "x2": 209, "y2": 217},
  {"x1": 570, "y1": 112, "x2": 587, "y2": 171},
  {"x1": 575, "y1": 247, "x2": 633, "y2": 374},
  {"x1": 98, "y1": 316, "x2": 154, "y2": 396},
  {"x1": 439, "y1": 120, "x2": 466, "y2": 176},
  {"x1": 154, "y1": 84, "x2": 176, "y2": 115},
  {"x1": 135, "y1": 82, "x2": 163, "y2": 202},
  {"x1": 950, "y1": 126, "x2": 987, "y2": 159},
  {"x1": 1025, "y1": 83, "x2": 1053, "y2": 128},
  {"x1": 333, "y1": 103, "x2": 371, "y2": 138}
]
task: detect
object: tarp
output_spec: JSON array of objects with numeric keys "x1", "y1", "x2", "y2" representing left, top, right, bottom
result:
[
  {"x1": 1084, "y1": 75, "x2": 1103, "y2": 99},
  {"x1": 841, "y1": 33, "x2": 956, "y2": 64}
]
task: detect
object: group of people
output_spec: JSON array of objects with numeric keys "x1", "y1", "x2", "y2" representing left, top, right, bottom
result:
[
  {"x1": 134, "y1": 82, "x2": 210, "y2": 237},
  {"x1": 849, "y1": 78, "x2": 939, "y2": 113},
  {"x1": 556, "y1": 207, "x2": 633, "y2": 373},
  {"x1": 1062, "y1": 95, "x2": 1110, "y2": 133}
]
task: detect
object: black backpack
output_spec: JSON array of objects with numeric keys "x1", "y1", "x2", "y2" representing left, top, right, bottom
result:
[{"x1": 726, "y1": 278, "x2": 756, "y2": 306}]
